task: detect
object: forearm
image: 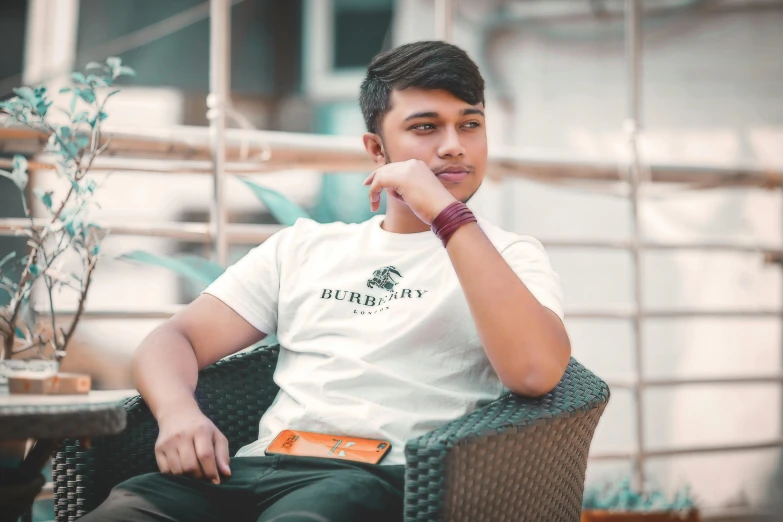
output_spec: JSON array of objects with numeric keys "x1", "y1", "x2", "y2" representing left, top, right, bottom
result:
[
  {"x1": 132, "y1": 324, "x2": 202, "y2": 421},
  {"x1": 445, "y1": 222, "x2": 570, "y2": 396}
]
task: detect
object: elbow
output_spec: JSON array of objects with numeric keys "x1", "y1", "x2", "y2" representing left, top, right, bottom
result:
[
  {"x1": 502, "y1": 357, "x2": 567, "y2": 398},
  {"x1": 505, "y1": 373, "x2": 560, "y2": 398}
]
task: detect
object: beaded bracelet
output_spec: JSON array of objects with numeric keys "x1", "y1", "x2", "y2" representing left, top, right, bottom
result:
[{"x1": 431, "y1": 201, "x2": 477, "y2": 247}]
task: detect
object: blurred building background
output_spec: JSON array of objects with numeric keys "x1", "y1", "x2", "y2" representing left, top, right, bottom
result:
[{"x1": 1, "y1": 0, "x2": 783, "y2": 520}]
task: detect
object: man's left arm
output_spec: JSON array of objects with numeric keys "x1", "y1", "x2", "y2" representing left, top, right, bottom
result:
[
  {"x1": 445, "y1": 222, "x2": 571, "y2": 397},
  {"x1": 363, "y1": 159, "x2": 570, "y2": 396}
]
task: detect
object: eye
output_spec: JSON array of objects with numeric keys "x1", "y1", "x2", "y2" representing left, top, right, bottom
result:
[
  {"x1": 462, "y1": 121, "x2": 481, "y2": 129},
  {"x1": 410, "y1": 123, "x2": 436, "y2": 131}
]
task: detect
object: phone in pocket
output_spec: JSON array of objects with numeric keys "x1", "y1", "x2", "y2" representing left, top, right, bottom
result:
[{"x1": 265, "y1": 430, "x2": 392, "y2": 465}]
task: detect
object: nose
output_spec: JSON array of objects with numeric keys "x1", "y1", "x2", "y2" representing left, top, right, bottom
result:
[{"x1": 437, "y1": 128, "x2": 466, "y2": 158}]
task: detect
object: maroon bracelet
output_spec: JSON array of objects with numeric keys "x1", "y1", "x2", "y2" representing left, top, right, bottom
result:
[
  {"x1": 431, "y1": 202, "x2": 477, "y2": 247},
  {"x1": 431, "y1": 201, "x2": 463, "y2": 230}
]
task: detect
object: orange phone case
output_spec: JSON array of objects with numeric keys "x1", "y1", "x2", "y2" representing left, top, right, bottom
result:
[{"x1": 265, "y1": 430, "x2": 392, "y2": 465}]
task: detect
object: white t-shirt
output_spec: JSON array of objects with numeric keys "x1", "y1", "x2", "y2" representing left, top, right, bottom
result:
[{"x1": 202, "y1": 214, "x2": 563, "y2": 465}]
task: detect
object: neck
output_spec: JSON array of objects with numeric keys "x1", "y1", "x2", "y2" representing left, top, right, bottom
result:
[{"x1": 380, "y1": 198, "x2": 432, "y2": 234}]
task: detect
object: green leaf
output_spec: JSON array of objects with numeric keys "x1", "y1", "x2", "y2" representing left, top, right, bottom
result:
[
  {"x1": 29, "y1": 264, "x2": 39, "y2": 276},
  {"x1": 117, "y1": 66, "x2": 136, "y2": 77},
  {"x1": 71, "y1": 71, "x2": 87, "y2": 84},
  {"x1": 86, "y1": 74, "x2": 110, "y2": 88},
  {"x1": 69, "y1": 142, "x2": 81, "y2": 159},
  {"x1": 0, "y1": 251, "x2": 16, "y2": 269},
  {"x1": 76, "y1": 135, "x2": 90, "y2": 149},
  {"x1": 14, "y1": 327, "x2": 25, "y2": 339},
  {"x1": 13, "y1": 154, "x2": 27, "y2": 174},
  {"x1": 76, "y1": 88, "x2": 96, "y2": 104},
  {"x1": 0, "y1": 99, "x2": 21, "y2": 112},
  {"x1": 12, "y1": 86, "x2": 36, "y2": 105},
  {"x1": 72, "y1": 111, "x2": 89, "y2": 124},
  {"x1": 10, "y1": 154, "x2": 28, "y2": 191},
  {"x1": 177, "y1": 255, "x2": 226, "y2": 283},
  {"x1": 65, "y1": 218, "x2": 80, "y2": 237},
  {"x1": 59, "y1": 87, "x2": 72, "y2": 94},
  {"x1": 237, "y1": 178, "x2": 310, "y2": 226},
  {"x1": 85, "y1": 61, "x2": 105, "y2": 71},
  {"x1": 106, "y1": 57, "x2": 122, "y2": 69},
  {"x1": 118, "y1": 251, "x2": 225, "y2": 289},
  {"x1": 36, "y1": 100, "x2": 51, "y2": 117},
  {"x1": 88, "y1": 111, "x2": 107, "y2": 128},
  {"x1": 58, "y1": 207, "x2": 82, "y2": 237},
  {"x1": 34, "y1": 188, "x2": 54, "y2": 208},
  {"x1": 82, "y1": 179, "x2": 97, "y2": 194},
  {"x1": 60, "y1": 126, "x2": 72, "y2": 139}
]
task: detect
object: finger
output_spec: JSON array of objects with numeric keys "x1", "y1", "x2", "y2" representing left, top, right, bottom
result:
[
  {"x1": 194, "y1": 432, "x2": 220, "y2": 484},
  {"x1": 177, "y1": 442, "x2": 203, "y2": 479},
  {"x1": 155, "y1": 448, "x2": 171, "y2": 474},
  {"x1": 214, "y1": 432, "x2": 232, "y2": 477},
  {"x1": 362, "y1": 171, "x2": 377, "y2": 186},
  {"x1": 164, "y1": 447, "x2": 184, "y2": 476},
  {"x1": 368, "y1": 177, "x2": 385, "y2": 211}
]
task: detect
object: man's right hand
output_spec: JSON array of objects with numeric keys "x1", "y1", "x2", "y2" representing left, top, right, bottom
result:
[
  {"x1": 154, "y1": 408, "x2": 231, "y2": 484},
  {"x1": 134, "y1": 295, "x2": 266, "y2": 484}
]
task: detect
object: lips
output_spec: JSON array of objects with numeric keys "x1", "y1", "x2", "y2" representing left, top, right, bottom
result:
[
  {"x1": 436, "y1": 171, "x2": 469, "y2": 182},
  {"x1": 435, "y1": 166, "x2": 471, "y2": 183}
]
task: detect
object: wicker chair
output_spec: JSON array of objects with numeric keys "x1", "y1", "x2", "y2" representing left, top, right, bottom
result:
[{"x1": 53, "y1": 344, "x2": 609, "y2": 521}]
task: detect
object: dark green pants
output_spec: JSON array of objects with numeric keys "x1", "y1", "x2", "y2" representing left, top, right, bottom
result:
[{"x1": 80, "y1": 455, "x2": 406, "y2": 522}]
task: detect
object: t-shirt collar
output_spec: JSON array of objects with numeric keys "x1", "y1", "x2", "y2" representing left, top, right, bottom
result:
[{"x1": 369, "y1": 214, "x2": 440, "y2": 246}]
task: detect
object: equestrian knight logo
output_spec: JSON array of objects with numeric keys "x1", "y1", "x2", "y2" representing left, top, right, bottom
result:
[{"x1": 367, "y1": 266, "x2": 402, "y2": 293}]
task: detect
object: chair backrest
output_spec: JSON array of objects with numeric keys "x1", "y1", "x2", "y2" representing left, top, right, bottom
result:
[
  {"x1": 195, "y1": 344, "x2": 281, "y2": 454},
  {"x1": 404, "y1": 358, "x2": 610, "y2": 522}
]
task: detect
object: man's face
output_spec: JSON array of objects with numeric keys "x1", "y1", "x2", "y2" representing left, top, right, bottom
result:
[{"x1": 377, "y1": 88, "x2": 487, "y2": 203}]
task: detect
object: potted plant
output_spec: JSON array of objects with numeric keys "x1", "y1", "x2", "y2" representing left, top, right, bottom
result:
[
  {"x1": 582, "y1": 477, "x2": 699, "y2": 521},
  {"x1": 0, "y1": 57, "x2": 135, "y2": 388}
]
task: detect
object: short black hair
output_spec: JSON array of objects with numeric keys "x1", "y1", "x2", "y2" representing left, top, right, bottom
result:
[{"x1": 359, "y1": 41, "x2": 486, "y2": 135}]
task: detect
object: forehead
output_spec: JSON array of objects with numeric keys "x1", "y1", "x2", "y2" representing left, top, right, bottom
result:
[{"x1": 385, "y1": 88, "x2": 483, "y2": 120}]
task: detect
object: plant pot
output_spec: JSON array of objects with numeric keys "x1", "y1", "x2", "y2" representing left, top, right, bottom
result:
[
  {"x1": 582, "y1": 510, "x2": 700, "y2": 522},
  {"x1": 0, "y1": 359, "x2": 59, "y2": 394}
]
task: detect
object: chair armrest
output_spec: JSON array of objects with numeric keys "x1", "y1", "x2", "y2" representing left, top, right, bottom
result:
[
  {"x1": 53, "y1": 344, "x2": 281, "y2": 521},
  {"x1": 403, "y1": 358, "x2": 610, "y2": 522}
]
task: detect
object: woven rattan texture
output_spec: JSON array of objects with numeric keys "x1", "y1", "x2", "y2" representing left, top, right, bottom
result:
[
  {"x1": 52, "y1": 345, "x2": 280, "y2": 521},
  {"x1": 53, "y1": 350, "x2": 608, "y2": 522},
  {"x1": 403, "y1": 358, "x2": 609, "y2": 522}
]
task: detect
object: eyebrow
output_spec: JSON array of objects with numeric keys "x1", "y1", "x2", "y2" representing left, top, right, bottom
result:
[{"x1": 403, "y1": 108, "x2": 485, "y2": 121}]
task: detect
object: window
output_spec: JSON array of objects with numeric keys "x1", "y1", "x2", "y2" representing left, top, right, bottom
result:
[{"x1": 304, "y1": 0, "x2": 394, "y2": 100}]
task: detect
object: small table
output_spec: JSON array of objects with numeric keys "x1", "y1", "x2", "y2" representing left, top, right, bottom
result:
[{"x1": 0, "y1": 390, "x2": 133, "y2": 522}]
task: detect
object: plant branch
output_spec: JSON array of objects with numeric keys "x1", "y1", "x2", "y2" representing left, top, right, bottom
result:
[
  {"x1": 59, "y1": 254, "x2": 97, "y2": 360},
  {"x1": 4, "y1": 245, "x2": 38, "y2": 359},
  {"x1": 12, "y1": 336, "x2": 47, "y2": 356},
  {"x1": 43, "y1": 272, "x2": 58, "y2": 351}
]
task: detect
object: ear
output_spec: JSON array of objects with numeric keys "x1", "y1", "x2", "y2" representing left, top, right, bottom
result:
[{"x1": 362, "y1": 133, "x2": 386, "y2": 166}]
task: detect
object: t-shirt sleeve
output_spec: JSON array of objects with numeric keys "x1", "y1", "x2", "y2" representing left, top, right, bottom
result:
[
  {"x1": 500, "y1": 237, "x2": 565, "y2": 321},
  {"x1": 201, "y1": 227, "x2": 293, "y2": 335}
]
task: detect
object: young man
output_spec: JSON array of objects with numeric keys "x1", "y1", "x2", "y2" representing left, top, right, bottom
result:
[{"x1": 84, "y1": 41, "x2": 570, "y2": 522}]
